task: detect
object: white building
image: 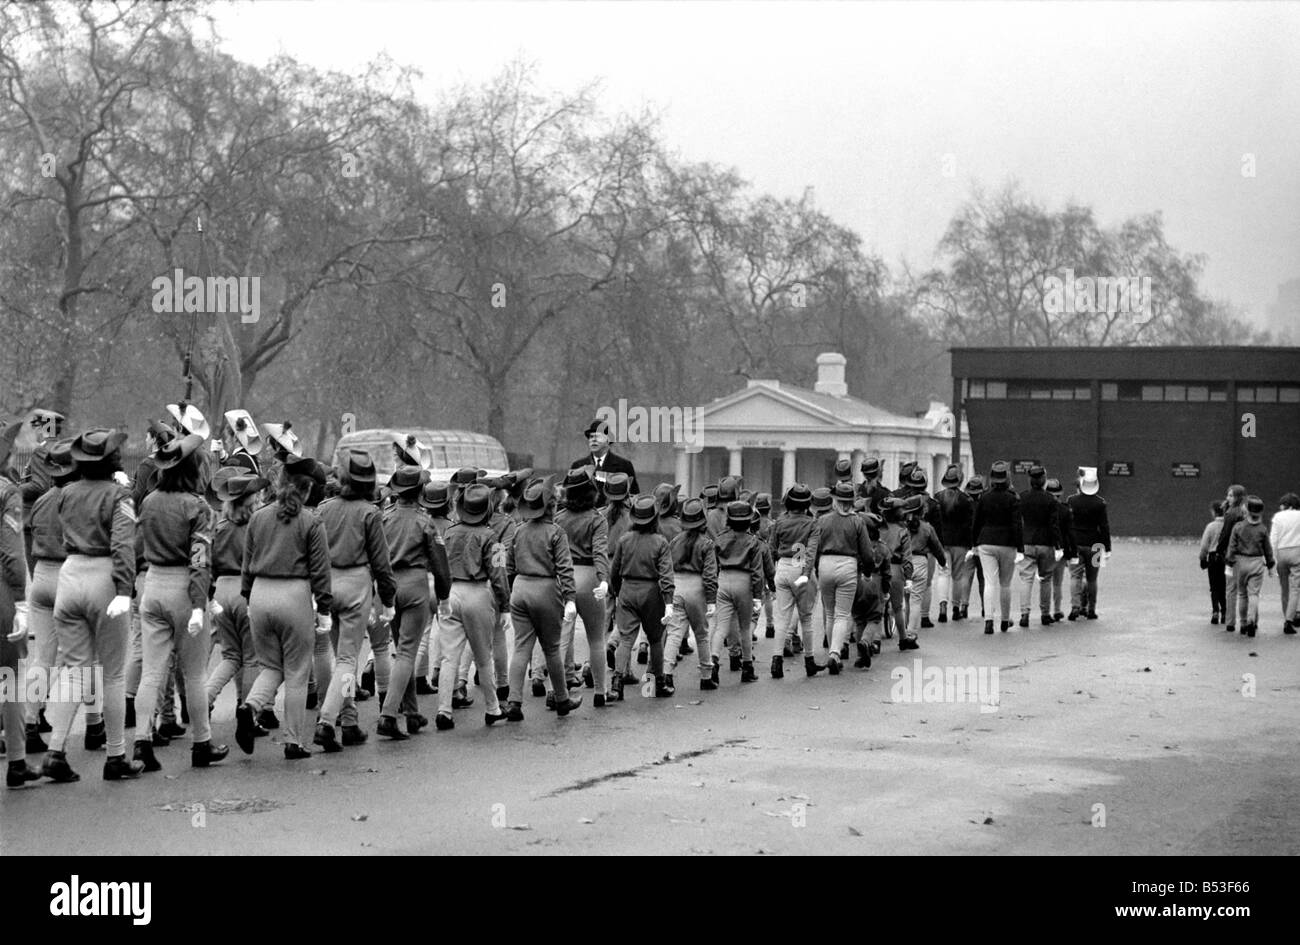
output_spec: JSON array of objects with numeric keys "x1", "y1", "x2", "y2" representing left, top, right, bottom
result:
[{"x1": 673, "y1": 352, "x2": 972, "y2": 497}]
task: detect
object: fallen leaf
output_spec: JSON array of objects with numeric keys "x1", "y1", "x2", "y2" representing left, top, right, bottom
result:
[
  {"x1": 983, "y1": 816, "x2": 994, "y2": 825},
  {"x1": 507, "y1": 824, "x2": 532, "y2": 831},
  {"x1": 690, "y1": 781, "x2": 704, "y2": 788},
  {"x1": 848, "y1": 826, "x2": 863, "y2": 837},
  {"x1": 164, "y1": 775, "x2": 177, "y2": 780},
  {"x1": 807, "y1": 705, "x2": 820, "y2": 710},
  {"x1": 578, "y1": 817, "x2": 594, "y2": 824},
  {"x1": 351, "y1": 813, "x2": 368, "y2": 822},
  {"x1": 689, "y1": 700, "x2": 702, "y2": 706}
]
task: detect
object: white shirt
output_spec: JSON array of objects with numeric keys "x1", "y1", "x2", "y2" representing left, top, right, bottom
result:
[{"x1": 1269, "y1": 508, "x2": 1300, "y2": 551}]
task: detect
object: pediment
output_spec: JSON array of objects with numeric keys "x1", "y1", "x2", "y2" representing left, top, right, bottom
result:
[{"x1": 702, "y1": 386, "x2": 850, "y2": 429}]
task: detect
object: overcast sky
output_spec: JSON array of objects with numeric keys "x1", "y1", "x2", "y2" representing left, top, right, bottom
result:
[{"x1": 212, "y1": 0, "x2": 1300, "y2": 329}]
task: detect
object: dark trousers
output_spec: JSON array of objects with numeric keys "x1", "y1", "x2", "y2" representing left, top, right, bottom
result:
[{"x1": 1206, "y1": 554, "x2": 1227, "y2": 614}]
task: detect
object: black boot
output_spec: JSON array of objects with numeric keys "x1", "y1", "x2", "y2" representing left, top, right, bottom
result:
[
  {"x1": 191, "y1": 741, "x2": 229, "y2": 767},
  {"x1": 938, "y1": 602, "x2": 948, "y2": 624},
  {"x1": 103, "y1": 754, "x2": 145, "y2": 780},
  {"x1": 655, "y1": 674, "x2": 675, "y2": 697},
  {"x1": 1000, "y1": 620, "x2": 1011, "y2": 633},
  {"x1": 376, "y1": 716, "x2": 408, "y2": 740},
  {"x1": 314, "y1": 722, "x2": 343, "y2": 753},
  {"x1": 235, "y1": 704, "x2": 257, "y2": 755},
  {"x1": 555, "y1": 694, "x2": 583, "y2": 716},
  {"x1": 804, "y1": 656, "x2": 825, "y2": 677},
  {"x1": 610, "y1": 673, "x2": 625, "y2": 702},
  {"x1": 84, "y1": 720, "x2": 106, "y2": 751},
  {"x1": 341, "y1": 724, "x2": 368, "y2": 745},
  {"x1": 854, "y1": 643, "x2": 872, "y2": 669},
  {"x1": 132, "y1": 739, "x2": 161, "y2": 772},
  {"x1": 435, "y1": 713, "x2": 455, "y2": 731},
  {"x1": 505, "y1": 701, "x2": 525, "y2": 722},
  {"x1": 8, "y1": 760, "x2": 41, "y2": 788},
  {"x1": 729, "y1": 653, "x2": 741, "y2": 672},
  {"x1": 827, "y1": 654, "x2": 841, "y2": 676},
  {"x1": 984, "y1": 620, "x2": 994, "y2": 635},
  {"x1": 256, "y1": 708, "x2": 279, "y2": 730},
  {"x1": 1067, "y1": 608, "x2": 1080, "y2": 622},
  {"x1": 1018, "y1": 613, "x2": 1029, "y2": 628},
  {"x1": 770, "y1": 655, "x2": 784, "y2": 679},
  {"x1": 41, "y1": 750, "x2": 80, "y2": 783},
  {"x1": 284, "y1": 743, "x2": 312, "y2": 760},
  {"x1": 158, "y1": 719, "x2": 186, "y2": 739},
  {"x1": 25, "y1": 724, "x2": 47, "y2": 754}
]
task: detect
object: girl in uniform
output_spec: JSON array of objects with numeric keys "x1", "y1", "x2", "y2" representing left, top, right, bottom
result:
[
  {"x1": 132, "y1": 433, "x2": 227, "y2": 771},
  {"x1": 808, "y1": 481, "x2": 881, "y2": 674},
  {"x1": 505, "y1": 477, "x2": 581, "y2": 720},
  {"x1": 599, "y1": 472, "x2": 631, "y2": 684},
  {"x1": 768, "y1": 484, "x2": 816, "y2": 678},
  {"x1": 234, "y1": 456, "x2": 333, "y2": 759},
  {"x1": 661, "y1": 498, "x2": 717, "y2": 691},
  {"x1": 609, "y1": 494, "x2": 675, "y2": 698},
  {"x1": 708, "y1": 500, "x2": 765, "y2": 686},
  {"x1": 901, "y1": 493, "x2": 944, "y2": 651},
  {"x1": 313, "y1": 450, "x2": 397, "y2": 751},
  {"x1": 3, "y1": 423, "x2": 41, "y2": 787},
  {"x1": 42, "y1": 429, "x2": 141, "y2": 782},
  {"x1": 554, "y1": 467, "x2": 610, "y2": 706}
]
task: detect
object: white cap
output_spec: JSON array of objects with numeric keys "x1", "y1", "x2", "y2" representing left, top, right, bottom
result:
[
  {"x1": 1077, "y1": 466, "x2": 1099, "y2": 495},
  {"x1": 262, "y1": 422, "x2": 301, "y2": 457},
  {"x1": 224, "y1": 409, "x2": 262, "y2": 455},
  {"x1": 166, "y1": 403, "x2": 210, "y2": 440}
]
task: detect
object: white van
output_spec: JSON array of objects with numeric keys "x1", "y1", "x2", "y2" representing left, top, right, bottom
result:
[{"x1": 332, "y1": 429, "x2": 509, "y2": 485}]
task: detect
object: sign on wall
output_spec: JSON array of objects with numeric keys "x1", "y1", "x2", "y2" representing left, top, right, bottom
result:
[
  {"x1": 1105, "y1": 460, "x2": 1134, "y2": 477},
  {"x1": 1012, "y1": 459, "x2": 1039, "y2": 475},
  {"x1": 1170, "y1": 462, "x2": 1201, "y2": 479}
]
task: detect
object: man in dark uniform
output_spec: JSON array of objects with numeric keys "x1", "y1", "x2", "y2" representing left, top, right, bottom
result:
[{"x1": 571, "y1": 419, "x2": 638, "y2": 506}]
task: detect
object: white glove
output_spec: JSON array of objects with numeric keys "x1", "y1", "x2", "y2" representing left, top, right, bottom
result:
[
  {"x1": 106, "y1": 595, "x2": 131, "y2": 619},
  {"x1": 904, "y1": 581, "x2": 914, "y2": 593},
  {"x1": 7, "y1": 601, "x2": 26, "y2": 641},
  {"x1": 705, "y1": 603, "x2": 716, "y2": 619},
  {"x1": 1225, "y1": 565, "x2": 1233, "y2": 577},
  {"x1": 1054, "y1": 549, "x2": 1064, "y2": 562},
  {"x1": 793, "y1": 575, "x2": 809, "y2": 589},
  {"x1": 381, "y1": 605, "x2": 395, "y2": 623},
  {"x1": 187, "y1": 608, "x2": 205, "y2": 637},
  {"x1": 964, "y1": 550, "x2": 976, "y2": 561},
  {"x1": 1067, "y1": 557, "x2": 1078, "y2": 565},
  {"x1": 315, "y1": 611, "x2": 332, "y2": 635},
  {"x1": 112, "y1": 470, "x2": 131, "y2": 488},
  {"x1": 592, "y1": 581, "x2": 608, "y2": 601},
  {"x1": 437, "y1": 599, "x2": 451, "y2": 619},
  {"x1": 563, "y1": 600, "x2": 577, "y2": 621},
  {"x1": 208, "y1": 599, "x2": 224, "y2": 619},
  {"x1": 1014, "y1": 552, "x2": 1025, "y2": 564}
]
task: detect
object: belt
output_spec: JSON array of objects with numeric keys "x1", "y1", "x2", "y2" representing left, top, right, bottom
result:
[
  {"x1": 721, "y1": 566, "x2": 751, "y2": 573},
  {"x1": 516, "y1": 572, "x2": 554, "y2": 579},
  {"x1": 572, "y1": 556, "x2": 594, "y2": 566},
  {"x1": 214, "y1": 570, "x2": 241, "y2": 578},
  {"x1": 452, "y1": 577, "x2": 488, "y2": 584}
]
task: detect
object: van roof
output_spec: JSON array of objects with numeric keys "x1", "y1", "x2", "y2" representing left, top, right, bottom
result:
[{"x1": 337, "y1": 428, "x2": 504, "y2": 446}]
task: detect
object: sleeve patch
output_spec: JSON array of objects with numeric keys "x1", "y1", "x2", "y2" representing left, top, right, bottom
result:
[
  {"x1": 3, "y1": 512, "x2": 20, "y2": 534},
  {"x1": 116, "y1": 499, "x2": 136, "y2": 523}
]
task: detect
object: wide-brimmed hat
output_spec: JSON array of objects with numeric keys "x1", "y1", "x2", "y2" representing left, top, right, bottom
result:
[
  {"x1": 215, "y1": 471, "x2": 269, "y2": 502},
  {"x1": 783, "y1": 483, "x2": 812, "y2": 508},
  {"x1": 700, "y1": 483, "x2": 719, "y2": 505},
  {"x1": 654, "y1": 482, "x2": 681, "y2": 517},
  {"x1": 69, "y1": 428, "x2": 128, "y2": 463},
  {"x1": 830, "y1": 480, "x2": 856, "y2": 502},
  {"x1": 338, "y1": 449, "x2": 377, "y2": 485},
  {"x1": 604, "y1": 472, "x2": 631, "y2": 501},
  {"x1": 1028, "y1": 464, "x2": 1046, "y2": 483},
  {"x1": 583, "y1": 418, "x2": 614, "y2": 438},
  {"x1": 965, "y1": 476, "x2": 986, "y2": 496},
  {"x1": 898, "y1": 460, "x2": 917, "y2": 482},
  {"x1": 166, "y1": 403, "x2": 210, "y2": 439},
  {"x1": 1245, "y1": 495, "x2": 1264, "y2": 523},
  {"x1": 419, "y1": 481, "x2": 451, "y2": 514},
  {"x1": 901, "y1": 494, "x2": 925, "y2": 515},
  {"x1": 222, "y1": 451, "x2": 259, "y2": 474},
  {"x1": 388, "y1": 464, "x2": 428, "y2": 497},
  {"x1": 224, "y1": 410, "x2": 262, "y2": 454},
  {"x1": 498, "y1": 467, "x2": 533, "y2": 498},
  {"x1": 680, "y1": 498, "x2": 707, "y2": 530},
  {"x1": 146, "y1": 418, "x2": 176, "y2": 447},
  {"x1": 860, "y1": 457, "x2": 881, "y2": 478},
  {"x1": 724, "y1": 499, "x2": 752, "y2": 527},
  {"x1": 1045, "y1": 477, "x2": 1063, "y2": 495},
  {"x1": 563, "y1": 466, "x2": 598, "y2": 501},
  {"x1": 154, "y1": 432, "x2": 205, "y2": 470},
  {"x1": 989, "y1": 461, "x2": 1010, "y2": 484},
  {"x1": 941, "y1": 464, "x2": 962, "y2": 487},
  {"x1": 1077, "y1": 466, "x2": 1099, "y2": 496},
  {"x1": 717, "y1": 476, "x2": 741, "y2": 502},
  {"x1": 518, "y1": 475, "x2": 557, "y2": 520},
  {"x1": 907, "y1": 467, "x2": 927, "y2": 489},
  {"x1": 46, "y1": 438, "x2": 76, "y2": 477},
  {"x1": 451, "y1": 466, "x2": 486, "y2": 486},
  {"x1": 810, "y1": 487, "x2": 833, "y2": 512},
  {"x1": 284, "y1": 455, "x2": 322, "y2": 481},
  {"x1": 262, "y1": 422, "x2": 301, "y2": 457},
  {"x1": 0, "y1": 422, "x2": 22, "y2": 469},
  {"x1": 456, "y1": 483, "x2": 493, "y2": 525},
  {"x1": 754, "y1": 492, "x2": 772, "y2": 514},
  {"x1": 629, "y1": 494, "x2": 659, "y2": 525},
  {"x1": 833, "y1": 457, "x2": 853, "y2": 481}
]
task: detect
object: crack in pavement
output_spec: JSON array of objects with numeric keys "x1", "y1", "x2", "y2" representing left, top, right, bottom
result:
[{"x1": 541, "y1": 738, "x2": 749, "y2": 798}]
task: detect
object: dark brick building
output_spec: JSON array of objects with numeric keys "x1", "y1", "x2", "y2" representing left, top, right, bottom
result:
[{"x1": 949, "y1": 347, "x2": 1300, "y2": 536}]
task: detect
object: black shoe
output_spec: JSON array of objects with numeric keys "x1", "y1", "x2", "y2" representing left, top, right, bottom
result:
[
  {"x1": 505, "y1": 702, "x2": 525, "y2": 722},
  {"x1": 545, "y1": 692, "x2": 557, "y2": 711},
  {"x1": 593, "y1": 692, "x2": 608, "y2": 707},
  {"x1": 791, "y1": 634, "x2": 803, "y2": 654},
  {"x1": 984, "y1": 620, "x2": 994, "y2": 635},
  {"x1": 921, "y1": 617, "x2": 934, "y2": 629},
  {"x1": 405, "y1": 713, "x2": 428, "y2": 733},
  {"x1": 361, "y1": 664, "x2": 375, "y2": 695},
  {"x1": 680, "y1": 638, "x2": 694, "y2": 656},
  {"x1": 765, "y1": 624, "x2": 776, "y2": 638},
  {"x1": 1000, "y1": 620, "x2": 1011, "y2": 633},
  {"x1": 451, "y1": 686, "x2": 474, "y2": 709},
  {"x1": 637, "y1": 642, "x2": 649, "y2": 665},
  {"x1": 827, "y1": 655, "x2": 841, "y2": 676},
  {"x1": 699, "y1": 678, "x2": 718, "y2": 691},
  {"x1": 132, "y1": 739, "x2": 161, "y2": 772},
  {"x1": 1041, "y1": 613, "x2": 1054, "y2": 626},
  {"x1": 655, "y1": 675, "x2": 676, "y2": 697},
  {"x1": 191, "y1": 741, "x2": 228, "y2": 767},
  {"x1": 152, "y1": 729, "x2": 171, "y2": 747},
  {"x1": 284, "y1": 743, "x2": 312, "y2": 760},
  {"x1": 952, "y1": 607, "x2": 964, "y2": 622},
  {"x1": 416, "y1": 677, "x2": 436, "y2": 695},
  {"x1": 770, "y1": 655, "x2": 784, "y2": 679},
  {"x1": 729, "y1": 653, "x2": 741, "y2": 672},
  {"x1": 854, "y1": 643, "x2": 872, "y2": 669},
  {"x1": 555, "y1": 695, "x2": 583, "y2": 716},
  {"x1": 1246, "y1": 624, "x2": 1257, "y2": 638},
  {"x1": 938, "y1": 604, "x2": 948, "y2": 624},
  {"x1": 611, "y1": 674, "x2": 625, "y2": 702},
  {"x1": 8, "y1": 760, "x2": 41, "y2": 788},
  {"x1": 1210, "y1": 612, "x2": 1220, "y2": 625},
  {"x1": 485, "y1": 709, "x2": 508, "y2": 725},
  {"x1": 1285, "y1": 621, "x2": 1296, "y2": 635},
  {"x1": 435, "y1": 713, "x2": 455, "y2": 731},
  {"x1": 123, "y1": 697, "x2": 135, "y2": 729},
  {"x1": 1053, "y1": 611, "x2": 1064, "y2": 622},
  {"x1": 84, "y1": 720, "x2": 106, "y2": 751},
  {"x1": 252, "y1": 721, "x2": 269, "y2": 738},
  {"x1": 804, "y1": 656, "x2": 825, "y2": 677},
  {"x1": 1067, "y1": 609, "x2": 1080, "y2": 622},
  {"x1": 582, "y1": 664, "x2": 594, "y2": 689},
  {"x1": 103, "y1": 754, "x2": 144, "y2": 780},
  {"x1": 899, "y1": 636, "x2": 920, "y2": 651},
  {"x1": 1226, "y1": 624, "x2": 1237, "y2": 633},
  {"x1": 782, "y1": 642, "x2": 793, "y2": 657},
  {"x1": 341, "y1": 725, "x2": 368, "y2": 746},
  {"x1": 1085, "y1": 610, "x2": 1098, "y2": 620},
  {"x1": 1018, "y1": 613, "x2": 1029, "y2": 628},
  {"x1": 839, "y1": 643, "x2": 850, "y2": 660},
  {"x1": 41, "y1": 751, "x2": 80, "y2": 783},
  {"x1": 376, "y1": 716, "x2": 409, "y2": 740},
  {"x1": 25, "y1": 724, "x2": 47, "y2": 754},
  {"x1": 314, "y1": 722, "x2": 343, "y2": 753},
  {"x1": 158, "y1": 720, "x2": 187, "y2": 739},
  {"x1": 531, "y1": 679, "x2": 546, "y2": 698},
  {"x1": 235, "y1": 704, "x2": 257, "y2": 754},
  {"x1": 257, "y1": 709, "x2": 279, "y2": 730},
  {"x1": 496, "y1": 684, "x2": 510, "y2": 700}
]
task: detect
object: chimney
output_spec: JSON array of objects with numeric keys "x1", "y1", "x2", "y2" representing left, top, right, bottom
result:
[{"x1": 814, "y1": 352, "x2": 848, "y2": 397}]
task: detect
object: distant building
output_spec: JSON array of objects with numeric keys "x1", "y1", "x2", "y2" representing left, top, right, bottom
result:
[
  {"x1": 950, "y1": 346, "x2": 1300, "y2": 535},
  {"x1": 1265, "y1": 279, "x2": 1300, "y2": 342},
  {"x1": 674, "y1": 352, "x2": 972, "y2": 497}
]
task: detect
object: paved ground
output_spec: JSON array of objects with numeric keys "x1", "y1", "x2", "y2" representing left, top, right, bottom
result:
[{"x1": 2, "y1": 539, "x2": 1297, "y2": 856}]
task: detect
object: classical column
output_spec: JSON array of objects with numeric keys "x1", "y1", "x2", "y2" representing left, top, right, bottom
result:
[
  {"x1": 781, "y1": 447, "x2": 797, "y2": 494},
  {"x1": 674, "y1": 447, "x2": 689, "y2": 491},
  {"x1": 728, "y1": 446, "x2": 743, "y2": 477}
]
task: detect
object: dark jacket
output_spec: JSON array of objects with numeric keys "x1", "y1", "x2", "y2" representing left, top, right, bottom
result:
[
  {"x1": 935, "y1": 486, "x2": 974, "y2": 547},
  {"x1": 317, "y1": 495, "x2": 397, "y2": 608},
  {"x1": 555, "y1": 507, "x2": 610, "y2": 584},
  {"x1": 444, "y1": 520, "x2": 511, "y2": 611},
  {"x1": 1226, "y1": 520, "x2": 1274, "y2": 568},
  {"x1": 1054, "y1": 499, "x2": 1077, "y2": 560},
  {"x1": 610, "y1": 529, "x2": 674, "y2": 605},
  {"x1": 508, "y1": 518, "x2": 576, "y2": 603},
  {"x1": 972, "y1": 486, "x2": 1024, "y2": 551},
  {"x1": 241, "y1": 503, "x2": 332, "y2": 613},
  {"x1": 1215, "y1": 503, "x2": 1247, "y2": 560},
  {"x1": 570, "y1": 450, "x2": 639, "y2": 502},
  {"x1": 668, "y1": 529, "x2": 718, "y2": 604},
  {"x1": 1019, "y1": 488, "x2": 1062, "y2": 548},
  {"x1": 1067, "y1": 493, "x2": 1111, "y2": 554},
  {"x1": 58, "y1": 478, "x2": 136, "y2": 596},
  {"x1": 139, "y1": 490, "x2": 214, "y2": 609}
]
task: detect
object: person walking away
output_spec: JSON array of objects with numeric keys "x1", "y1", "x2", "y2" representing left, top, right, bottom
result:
[
  {"x1": 1268, "y1": 493, "x2": 1300, "y2": 635},
  {"x1": 1017, "y1": 465, "x2": 1063, "y2": 627},
  {"x1": 935, "y1": 464, "x2": 973, "y2": 622},
  {"x1": 707, "y1": 500, "x2": 765, "y2": 685},
  {"x1": 662, "y1": 498, "x2": 718, "y2": 690},
  {"x1": 1226, "y1": 495, "x2": 1274, "y2": 638},
  {"x1": 1066, "y1": 467, "x2": 1111, "y2": 621},
  {"x1": 767, "y1": 484, "x2": 815, "y2": 674},
  {"x1": 609, "y1": 494, "x2": 675, "y2": 698},
  {"x1": 971, "y1": 460, "x2": 1024, "y2": 634},
  {"x1": 1214, "y1": 485, "x2": 1248, "y2": 632},
  {"x1": 1198, "y1": 501, "x2": 1227, "y2": 625}
]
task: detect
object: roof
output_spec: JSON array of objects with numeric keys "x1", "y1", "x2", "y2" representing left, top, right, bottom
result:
[{"x1": 702, "y1": 379, "x2": 962, "y2": 436}]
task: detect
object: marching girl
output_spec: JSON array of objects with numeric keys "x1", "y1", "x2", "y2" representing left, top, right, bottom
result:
[
  {"x1": 900, "y1": 494, "x2": 944, "y2": 650},
  {"x1": 661, "y1": 498, "x2": 718, "y2": 691},
  {"x1": 131, "y1": 434, "x2": 227, "y2": 771},
  {"x1": 376, "y1": 465, "x2": 450, "y2": 739},
  {"x1": 707, "y1": 500, "x2": 765, "y2": 686},
  {"x1": 204, "y1": 470, "x2": 268, "y2": 723},
  {"x1": 878, "y1": 497, "x2": 913, "y2": 645},
  {"x1": 599, "y1": 472, "x2": 632, "y2": 685},
  {"x1": 768, "y1": 484, "x2": 817, "y2": 678},
  {"x1": 415, "y1": 482, "x2": 452, "y2": 695},
  {"x1": 485, "y1": 472, "x2": 524, "y2": 699},
  {"x1": 23, "y1": 438, "x2": 75, "y2": 753},
  {"x1": 42, "y1": 429, "x2": 141, "y2": 782},
  {"x1": 313, "y1": 450, "x2": 397, "y2": 751},
  {"x1": 3, "y1": 424, "x2": 40, "y2": 787},
  {"x1": 755, "y1": 493, "x2": 776, "y2": 639},
  {"x1": 609, "y1": 494, "x2": 675, "y2": 698},
  {"x1": 434, "y1": 482, "x2": 511, "y2": 729},
  {"x1": 807, "y1": 481, "x2": 880, "y2": 675},
  {"x1": 553, "y1": 467, "x2": 610, "y2": 706},
  {"x1": 234, "y1": 455, "x2": 334, "y2": 759},
  {"x1": 505, "y1": 477, "x2": 581, "y2": 719},
  {"x1": 808, "y1": 487, "x2": 833, "y2": 654}
]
